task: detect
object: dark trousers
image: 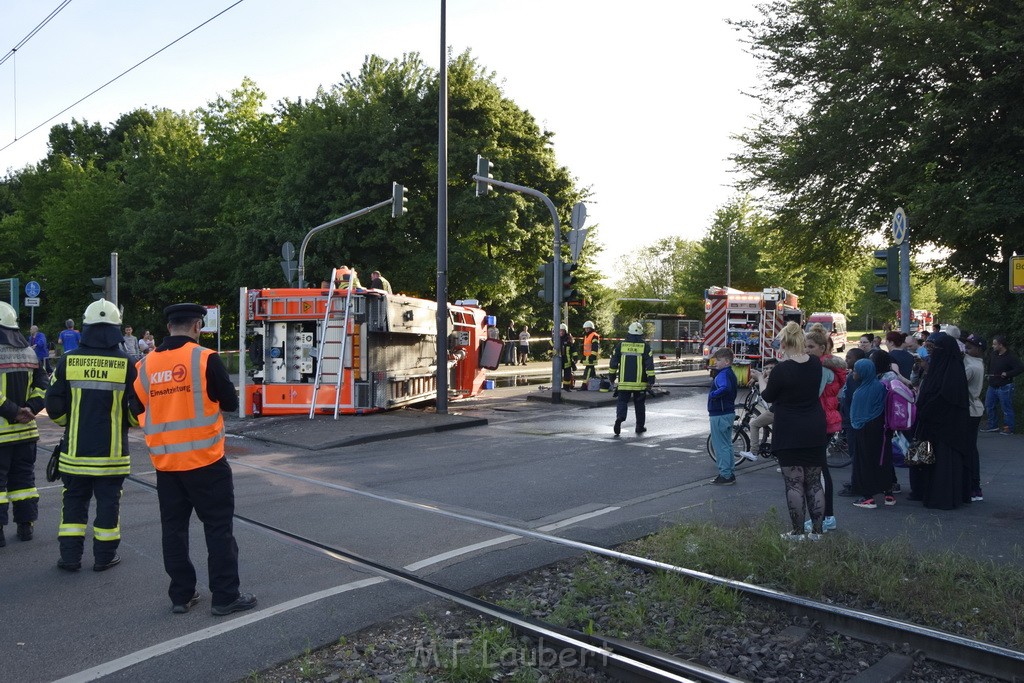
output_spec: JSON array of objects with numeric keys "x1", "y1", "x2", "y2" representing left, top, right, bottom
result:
[
  {"x1": 0, "y1": 441, "x2": 39, "y2": 526},
  {"x1": 615, "y1": 391, "x2": 646, "y2": 428},
  {"x1": 582, "y1": 356, "x2": 598, "y2": 383},
  {"x1": 156, "y1": 458, "x2": 240, "y2": 607},
  {"x1": 59, "y1": 474, "x2": 124, "y2": 563}
]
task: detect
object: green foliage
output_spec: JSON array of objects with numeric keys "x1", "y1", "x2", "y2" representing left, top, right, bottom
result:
[
  {"x1": 732, "y1": 0, "x2": 1024, "y2": 346},
  {"x1": 0, "y1": 52, "x2": 591, "y2": 340}
]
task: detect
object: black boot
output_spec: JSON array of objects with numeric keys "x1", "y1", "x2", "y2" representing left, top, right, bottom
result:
[{"x1": 16, "y1": 522, "x2": 33, "y2": 541}]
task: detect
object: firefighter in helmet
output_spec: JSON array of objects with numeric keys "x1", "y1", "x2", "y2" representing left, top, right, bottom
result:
[
  {"x1": 580, "y1": 320, "x2": 600, "y2": 389},
  {"x1": 0, "y1": 301, "x2": 48, "y2": 547},
  {"x1": 608, "y1": 322, "x2": 655, "y2": 436},
  {"x1": 45, "y1": 298, "x2": 140, "y2": 571}
]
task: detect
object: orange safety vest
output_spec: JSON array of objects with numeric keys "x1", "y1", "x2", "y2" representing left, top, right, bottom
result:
[
  {"x1": 134, "y1": 343, "x2": 225, "y2": 472},
  {"x1": 583, "y1": 331, "x2": 601, "y2": 358}
]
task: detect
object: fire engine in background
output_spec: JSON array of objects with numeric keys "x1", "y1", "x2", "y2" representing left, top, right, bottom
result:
[
  {"x1": 238, "y1": 268, "x2": 502, "y2": 417},
  {"x1": 703, "y1": 286, "x2": 803, "y2": 374},
  {"x1": 896, "y1": 308, "x2": 934, "y2": 332}
]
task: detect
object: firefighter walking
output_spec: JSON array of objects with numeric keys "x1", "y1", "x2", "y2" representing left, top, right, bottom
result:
[
  {"x1": 0, "y1": 302, "x2": 48, "y2": 547},
  {"x1": 609, "y1": 322, "x2": 655, "y2": 436},
  {"x1": 580, "y1": 320, "x2": 600, "y2": 389},
  {"x1": 133, "y1": 303, "x2": 256, "y2": 616},
  {"x1": 46, "y1": 299, "x2": 139, "y2": 571}
]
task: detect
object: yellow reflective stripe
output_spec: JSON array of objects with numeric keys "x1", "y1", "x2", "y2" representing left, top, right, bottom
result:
[
  {"x1": 68, "y1": 387, "x2": 82, "y2": 455},
  {"x1": 30, "y1": 386, "x2": 45, "y2": 399},
  {"x1": 0, "y1": 424, "x2": 39, "y2": 443},
  {"x1": 93, "y1": 526, "x2": 120, "y2": 541},
  {"x1": 146, "y1": 428, "x2": 224, "y2": 456},
  {"x1": 0, "y1": 491, "x2": 8, "y2": 504},
  {"x1": 8, "y1": 487, "x2": 39, "y2": 501},
  {"x1": 59, "y1": 524, "x2": 87, "y2": 537},
  {"x1": 53, "y1": 413, "x2": 67, "y2": 426}
]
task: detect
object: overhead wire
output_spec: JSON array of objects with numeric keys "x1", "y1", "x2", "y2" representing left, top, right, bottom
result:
[
  {"x1": 0, "y1": 0, "x2": 74, "y2": 68},
  {"x1": 0, "y1": 0, "x2": 246, "y2": 155}
]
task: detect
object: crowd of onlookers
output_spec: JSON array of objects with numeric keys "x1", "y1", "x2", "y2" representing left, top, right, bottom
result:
[
  {"x1": 27, "y1": 319, "x2": 156, "y2": 372},
  {"x1": 708, "y1": 321, "x2": 1022, "y2": 540}
]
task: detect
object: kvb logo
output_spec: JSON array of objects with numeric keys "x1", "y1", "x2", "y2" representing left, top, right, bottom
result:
[{"x1": 151, "y1": 364, "x2": 188, "y2": 384}]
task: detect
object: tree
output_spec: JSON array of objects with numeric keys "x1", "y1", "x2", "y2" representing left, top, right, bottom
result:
[{"x1": 733, "y1": 1, "x2": 1024, "y2": 283}]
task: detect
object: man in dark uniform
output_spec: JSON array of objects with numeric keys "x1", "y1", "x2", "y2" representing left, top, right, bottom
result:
[
  {"x1": 133, "y1": 303, "x2": 256, "y2": 616},
  {"x1": 46, "y1": 298, "x2": 139, "y2": 571},
  {"x1": 0, "y1": 302, "x2": 48, "y2": 547},
  {"x1": 608, "y1": 322, "x2": 655, "y2": 436}
]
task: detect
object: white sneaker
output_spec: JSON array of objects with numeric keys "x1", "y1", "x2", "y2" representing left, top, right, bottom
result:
[{"x1": 739, "y1": 451, "x2": 758, "y2": 462}]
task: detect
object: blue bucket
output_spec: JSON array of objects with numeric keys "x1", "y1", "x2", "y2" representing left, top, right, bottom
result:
[{"x1": 484, "y1": 379, "x2": 495, "y2": 390}]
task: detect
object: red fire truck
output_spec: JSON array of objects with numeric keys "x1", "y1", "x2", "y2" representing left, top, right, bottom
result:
[
  {"x1": 237, "y1": 269, "x2": 502, "y2": 417},
  {"x1": 703, "y1": 286, "x2": 802, "y2": 371}
]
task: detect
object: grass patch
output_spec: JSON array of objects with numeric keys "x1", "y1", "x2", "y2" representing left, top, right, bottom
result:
[{"x1": 627, "y1": 510, "x2": 1024, "y2": 649}]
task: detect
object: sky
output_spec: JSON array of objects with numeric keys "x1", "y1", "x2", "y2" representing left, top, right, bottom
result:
[{"x1": 0, "y1": 0, "x2": 763, "y2": 281}]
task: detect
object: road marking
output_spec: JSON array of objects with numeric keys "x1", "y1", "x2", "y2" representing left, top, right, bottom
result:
[
  {"x1": 404, "y1": 506, "x2": 620, "y2": 571},
  {"x1": 667, "y1": 447, "x2": 702, "y2": 453},
  {"x1": 54, "y1": 577, "x2": 387, "y2": 683},
  {"x1": 626, "y1": 442, "x2": 659, "y2": 448}
]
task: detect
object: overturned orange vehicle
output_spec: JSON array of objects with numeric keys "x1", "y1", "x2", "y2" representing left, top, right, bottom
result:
[{"x1": 238, "y1": 277, "x2": 501, "y2": 418}]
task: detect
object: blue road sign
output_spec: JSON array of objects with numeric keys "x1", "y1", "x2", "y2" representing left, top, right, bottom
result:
[
  {"x1": 892, "y1": 208, "x2": 908, "y2": 245},
  {"x1": 25, "y1": 280, "x2": 41, "y2": 298}
]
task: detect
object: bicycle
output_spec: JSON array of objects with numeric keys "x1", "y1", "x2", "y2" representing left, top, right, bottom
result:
[
  {"x1": 705, "y1": 383, "x2": 773, "y2": 467},
  {"x1": 826, "y1": 430, "x2": 851, "y2": 468}
]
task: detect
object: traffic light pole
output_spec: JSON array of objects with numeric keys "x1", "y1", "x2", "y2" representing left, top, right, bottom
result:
[
  {"x1": 295, "y1": 195, "x2": 396, "y2": 288},
  {"x1": 471, "y1": 174, "x2": 564, "y2": 403},
  {"x1": 899, "y1": 237, "x2": 911, "y2": 334}
]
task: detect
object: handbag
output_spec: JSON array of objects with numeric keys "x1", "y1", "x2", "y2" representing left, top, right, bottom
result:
[
  {"x1": 45, "y1": 439, "x2": 63, "y2": 482},
  {"x1": 906, "y1": 439, "x2": 934, "y2": 466}
]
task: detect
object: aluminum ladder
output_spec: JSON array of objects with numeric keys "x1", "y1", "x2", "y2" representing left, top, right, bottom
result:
[{"x1": 308, "y1": 268, "x2": 356, "y2": 419}]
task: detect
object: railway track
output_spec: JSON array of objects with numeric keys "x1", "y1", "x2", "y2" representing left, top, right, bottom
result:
[{"x1": 125, "y1": 460, "x2": 1024, "y2": 681}]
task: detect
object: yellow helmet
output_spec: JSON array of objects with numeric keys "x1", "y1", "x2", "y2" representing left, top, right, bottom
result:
[
  {"x1": 84, "y1": 298, "x2": 122, "y2": 325},
  {"x1": 0, "y1": 301, "x2": 17, "y2": 329}
]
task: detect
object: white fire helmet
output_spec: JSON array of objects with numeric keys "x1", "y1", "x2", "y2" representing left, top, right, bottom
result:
[
  {"x1": 0, "y1": 301, "x2": 17, "y2": 329},
  {"x1": 84, "y1": 298, "x2": 122, "y2": 326},
  {"x1": 559, "y1": 323, "x2": 568, "y2": 332},
  {"x1": 583, "y1": 320, "x2": 595, "y2": 330},
  {"x1": 628, "y1": 322, "x2": 644, "y2": 336}
]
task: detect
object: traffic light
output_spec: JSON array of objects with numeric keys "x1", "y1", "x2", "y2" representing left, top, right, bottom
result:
[
  {"x1": 91, "y1": 275, "x2": 113, "y2": 302},
  {"x1": 561, "y1": 261, "x2": 579, "y2": 301},
  {"x1": 476, "y1": 155, "x2": 493, "y2": 197},
  {"x1": 536, "y1": 259, "x2": 554, "y2": 303},
  {"x1": 873, "y1": 246, "x2": 899, "y2": 301},
  {"x1": 391, "y1": 182, "x2": 408, "y2": 218}
]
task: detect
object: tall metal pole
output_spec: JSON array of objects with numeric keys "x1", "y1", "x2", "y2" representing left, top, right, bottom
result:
[
  {"x1": 900, "y1": 230, "x2": 911, "y2": 335},
  {"x1": 111, "y1": 252, "x2": 118, "y2": 307},
  {"x1": 435, "y1": 0, "x2": 449, "y2": 413}
]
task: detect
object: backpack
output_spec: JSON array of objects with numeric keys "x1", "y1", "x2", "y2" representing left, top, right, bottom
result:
[{"x1": 883, "y1": 379, "x2": 916, "y2": 431}]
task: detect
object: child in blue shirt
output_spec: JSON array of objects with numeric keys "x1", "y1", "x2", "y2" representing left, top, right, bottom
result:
[{"x1": 708, "y1": 347, "x2": 738, "y2": 484}]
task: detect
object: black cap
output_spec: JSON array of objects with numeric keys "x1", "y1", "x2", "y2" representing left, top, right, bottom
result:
[
  {"x1": 964, "y1": 333, "x2": 985, "y2": 348},
  {"x1": 164, "y1": 303, "x2": 206, "y2": 323}
]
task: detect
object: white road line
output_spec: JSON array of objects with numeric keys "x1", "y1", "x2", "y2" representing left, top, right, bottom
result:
[
  {"x1": 626, "y1": 442, "x2": 659, "y2": 448},
  {"x1": 404, "y1": 506, "x2": 620, "y2": 571},
  {"x1": 53, "y1": 577, "x2": 387, "y2": 683},
  {"x1": 667, "y1": 447, "x2": 702, "y2": 453},
  {"x1": 56, "y1": 503, "x2": 621, "y2": 681}
]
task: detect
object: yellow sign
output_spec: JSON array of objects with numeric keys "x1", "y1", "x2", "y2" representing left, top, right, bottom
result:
[{"x1": 1013, "y1": 255, "x2": 1024, "y2": 293}]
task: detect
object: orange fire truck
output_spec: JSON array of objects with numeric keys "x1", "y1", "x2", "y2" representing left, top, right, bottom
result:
[
  {"x1": 238, "y1": 268, "x2": 501, "y2": 417},
  {"x1": 703, "y1": 286, "x2": 802, "y2": 369}
]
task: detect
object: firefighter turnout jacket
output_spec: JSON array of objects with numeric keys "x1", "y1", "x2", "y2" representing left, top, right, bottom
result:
[
  {"x1": 0, "y1": 345, "x2": 47, "y2": 445},
  {"x1": 609, "y1": 335, "x2": 655, "y2": 391},
  {"x1": 46, "y1": 346, "x2": 139, "y2": 476},
  {"x1": 134, "y1": 338, "x2": 237, "y2": 472}
]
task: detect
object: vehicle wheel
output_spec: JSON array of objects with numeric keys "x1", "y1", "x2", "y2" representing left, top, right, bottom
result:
[
  {"x1": 826, "y1": 431, "x2": 852, "y2": 468},
  {"x1": 706, "y1": 427, "x2": 751, "y2": 467}
]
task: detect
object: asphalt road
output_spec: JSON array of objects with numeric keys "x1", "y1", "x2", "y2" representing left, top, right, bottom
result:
[{"x1": 3, "y1": 375, "x2": 1022, "y2": 682}]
